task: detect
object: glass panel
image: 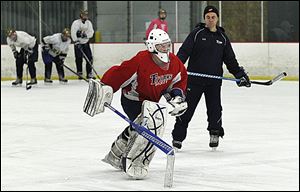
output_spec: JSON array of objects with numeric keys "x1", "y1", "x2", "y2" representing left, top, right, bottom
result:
[{"x1": 267, "y1": 1, "x2": 299, "y2": 42}]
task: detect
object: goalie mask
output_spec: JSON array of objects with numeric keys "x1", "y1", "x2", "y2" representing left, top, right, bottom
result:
[{"x1": 146, "y1": 29, "x2": 171, "y2": 63}]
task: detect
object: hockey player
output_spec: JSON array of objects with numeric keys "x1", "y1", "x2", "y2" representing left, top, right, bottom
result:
[
  {"x1": 41, "y1": 28, "x2": 71, "y2": 83},
  {"x1": 6, "y1": 28, "x2": 38, "y2": 86},
  {"x1": 171, "y1": 5, "x2": 251, "y2": 151},
  {"x1": 145, "y1": 8, "x2": 168, "y2": 39},
  {"x1": 99, "y1": 29, "x2": 188, "y2": 179},
  {"x1": 71, "y1": 9, "x2": 95, "y2": 79}
]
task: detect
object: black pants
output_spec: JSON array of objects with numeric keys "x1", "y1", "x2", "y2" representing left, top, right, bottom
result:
[
  {"x1": 172, "y1": 83, "x2": 224, "y2": 142},
  {"x1": 16, "y1": 42, "x2": 38, "y2": 79},
  {"x1": 42, "y1": 51, "x2": 65, "y2": 79},
  {"x1": 120, "y1": 94, "x2": 143, "y2": 140},
  {"x1": 74, "y1": 43, "x2": 93, "y2": 77}
]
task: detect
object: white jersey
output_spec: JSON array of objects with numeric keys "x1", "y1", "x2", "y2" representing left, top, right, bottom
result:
[
  {"x1": 7, "y1": 31, "x2": 36, "y2": 52},
  {"x1": 42, "y1": 33, "x2": 71, "y2": 57},
  {"x1": 71, "y1": 19, "x2": 94, "y2": 44}
]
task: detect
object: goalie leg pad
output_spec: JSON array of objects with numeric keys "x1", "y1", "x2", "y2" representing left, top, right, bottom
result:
[
  {"x1": 122, "y1": 100, "x2": 167, "y2": 179},
  {"x1": 102, "y1": 133, "x2": 128, "y2": 170}
]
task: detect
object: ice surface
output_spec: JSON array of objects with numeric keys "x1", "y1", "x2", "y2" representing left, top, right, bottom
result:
[{"x1": 1, "y1": 80, "x2": 299, "y2": 191}]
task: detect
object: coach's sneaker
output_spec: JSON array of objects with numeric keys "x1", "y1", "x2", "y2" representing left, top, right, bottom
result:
[
  {"x1": 12, "y1": 78, "x2": 22, "y2": 86},
  {"x1": 172, "y1": 140, "x2": 182, "y2": 151}
]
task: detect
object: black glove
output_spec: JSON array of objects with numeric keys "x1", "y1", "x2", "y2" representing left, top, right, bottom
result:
[
  {"x1": 81, "y1": 32, "x2": 87, "y2": 38},
  {"x1": 238, "y1": 75, "x2": 251, "y2": 87},
  {"x1": 13, "y1": 51, "x2": 20, "y2": 59},
  {"x1": 76, "y1": 30, "x2": 82, "y2": 38},
  {"x1": 25, "y1": 48, "x2": 33, "y2": 57},
  {"x1": 59, "y1": 53, "x2": 67, "y2": 64},
  {"x1": 42, "y1": 44, "x2": 50, "y2": 53},
  {"x1": 234, "y1": 67, "x2": 251, "y2": 87}
]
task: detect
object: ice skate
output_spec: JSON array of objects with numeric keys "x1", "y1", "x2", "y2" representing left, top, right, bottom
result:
[
  {"x1": 209, "y1": 134, "x2": 219, "y2": 151},
  {"x1": 12, "y1": 78, "x2": 22, "y2": 86},
  {"x1": 27, "y1": 78, "x2": 37, "y2": 85},
  {"x1": 44, "y1": 78, "x2": 53, "y2": 84},
  {"x1": 172, "y1": 140, "x2": 182, "y2": 152},
  {"x1": 59, "y1": 78, "x2": 68, "y2": 84}
]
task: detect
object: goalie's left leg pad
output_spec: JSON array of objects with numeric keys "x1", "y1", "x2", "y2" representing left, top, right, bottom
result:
[{"x1": 122, "y1": 100, "x2": 167, "y2": 179}]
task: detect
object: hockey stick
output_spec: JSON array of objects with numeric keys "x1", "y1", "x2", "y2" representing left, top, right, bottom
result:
[
  {"x1": 24, "y1": 54, "x2": 32, "y2": 90},
  {"x1": 187, "y1": 71, "x2": 287, "y2": 86},
  {"x1": 25, "y1": 65, "x2": 32, "y2": 90},
  {"x1": 78, "y1": 47, "x2": 102, "y2": 80}
]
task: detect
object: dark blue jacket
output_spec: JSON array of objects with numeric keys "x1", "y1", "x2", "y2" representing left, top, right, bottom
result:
[{"x1": 177, "y1": 23, "x2": 245, "y2": 85}]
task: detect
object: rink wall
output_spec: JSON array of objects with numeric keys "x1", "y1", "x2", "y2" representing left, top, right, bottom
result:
[{"x1": 1, "y1": 42, "x2": 299, "y2": 80}]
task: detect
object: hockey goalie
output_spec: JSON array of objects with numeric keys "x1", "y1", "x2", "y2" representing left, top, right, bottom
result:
[{"x1": 83, "y1": 28, "x2": 188, "y2": 179}]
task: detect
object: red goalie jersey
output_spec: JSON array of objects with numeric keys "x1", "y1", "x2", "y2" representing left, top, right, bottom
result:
[{"x1": 101, "y1": 50, "x2": 187, "y2": 102}]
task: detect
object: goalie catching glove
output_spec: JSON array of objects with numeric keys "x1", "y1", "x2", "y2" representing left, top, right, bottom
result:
[
  {"x1": 168, "y1": 96, "x2": 188, "y2": 116},
  {"x1": 83, "y1": 79, "x2": 113, "y2": 116}
]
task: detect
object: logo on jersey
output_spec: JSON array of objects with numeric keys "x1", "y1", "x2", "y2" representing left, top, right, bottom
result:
[
  {"x1": 150, "y1": 73, "x2": 173, "y2": 86},
  {"x1": 216, "y1": 40, "x2": 223, "y2": 44}
]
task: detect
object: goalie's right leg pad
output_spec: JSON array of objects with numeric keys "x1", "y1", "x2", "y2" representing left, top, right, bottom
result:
[{"x1": 121, "y1": 100, "x2": 167, "y2": 179}]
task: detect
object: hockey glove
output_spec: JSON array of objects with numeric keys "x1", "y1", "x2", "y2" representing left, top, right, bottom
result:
[
  {"x1": 234, "y1": 67, "x2": 251, "y2": 88},
  {"x1": 168, "y1": 96, "x2": 188, "y2": 116},
  {"x1": 76, "y1": 30, "x2": 82, "y2": 38},
  {"x1": 42, "y1": 44, "x2": 50, "y2": 53},
  {"x1": 237, "y1": 75, "x2": 251, "y2": 87},
  {"x1": 25, "y1": 48, "x2": 33, "y2": 57},
  {"x1": 59, "y1": 53, "x2": 67, "y2": 62},
  {"x1": 13, "y1": 51, "x2": 21, "y2": 59},
  {"x1": 81, "y1": 32, "x2": 87, "y2": 38}
]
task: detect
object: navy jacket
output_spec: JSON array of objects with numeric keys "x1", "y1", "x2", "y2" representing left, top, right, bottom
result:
[{"x1": 177, "y1": 23, "x2": 245, "y2": 85}]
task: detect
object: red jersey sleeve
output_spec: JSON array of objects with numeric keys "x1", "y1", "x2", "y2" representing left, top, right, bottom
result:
[{"x1": 101, "y1": 53, "x2": 140, "y2": 93}]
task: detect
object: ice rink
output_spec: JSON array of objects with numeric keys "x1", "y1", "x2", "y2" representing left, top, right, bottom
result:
[{"x1": 1, "y1": 79, "x2": 299, "y2": 191}]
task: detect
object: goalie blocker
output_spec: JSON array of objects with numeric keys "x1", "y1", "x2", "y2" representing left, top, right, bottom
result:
[{"x1": 83, "y1": 79, "x2": 113, "y2": 116}]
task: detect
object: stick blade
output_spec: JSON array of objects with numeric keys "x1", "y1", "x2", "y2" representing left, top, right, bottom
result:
[
  {"x1": 164, "y1": 150, "x2": 175, "y2": 188},
  {"x1": 271, "y1": 72, "x2": 288, "y2": 84}
]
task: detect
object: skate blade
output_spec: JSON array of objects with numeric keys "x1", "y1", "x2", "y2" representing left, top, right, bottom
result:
[
  {"x1": 173, "y1": 147, "x2": 179, "y2": 153},
  {"x1": 101, "y1": 158, "x2": 122, "y2": 170},
  {"x1": 12, "y1": 84, "x2": 22, "y2": 87},
  {"x1": 211, "y1": 147, "x2": 217, "y2": 151}
]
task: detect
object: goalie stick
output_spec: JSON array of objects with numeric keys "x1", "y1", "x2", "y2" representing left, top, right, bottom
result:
[
  {"x1": 187, "y1": 71, "x2": 287, "y2": 86},
  {"x1": 61, "y1": 62, "x2": 175, "y2": 187}
]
